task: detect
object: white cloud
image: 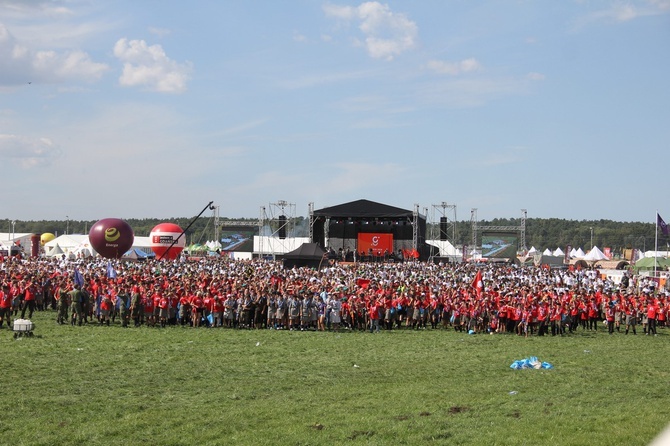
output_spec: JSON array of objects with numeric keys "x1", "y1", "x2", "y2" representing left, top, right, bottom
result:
[
  {"x1": 574, "y1": 0, "x2": 670, "y2": 27},
  {"x1": 526, "y1": 72, "x2": 545, "y2": 81},
  {"x1": 148, "y1": 26, "x2": 171, "y2": 38},
  {"x1": 0, "y1": 23, "x2": 108, "y2": 85},
  {"x1": 0, "y1": 134, "x2": 62, "y2": 168},
  {"x1": 0, "y1": 0, "x2": 75, "y2": 19},
  {"x1": 293, "y1": 30, "x2": 307, "y2": 42},
  {"x1": 426, "y1": 58, "x2": 481, "y2": 76},
  {"x1": 113, "y1": 38, "x2": 192, "y2": 93},
  {"x1": 324, "y1": 1, "x2": 418, "y2": 61}
]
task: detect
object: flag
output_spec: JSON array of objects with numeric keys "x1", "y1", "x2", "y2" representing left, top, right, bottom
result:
[
  {"x1": 471, "y1": 270, "x2": 483, "y2": 297},
  {"x1": 658, "y1": 213, "x2": 669, "y2": 237},
  {"x1": 356, "y1": 278, "x2": 371, "y2": 289},
  {"x1": 73, "y1": 268, "x2": 84, "y2": 287},
  {"x1": 106, "y1": 261, "x2": 117, "y2": 279}
]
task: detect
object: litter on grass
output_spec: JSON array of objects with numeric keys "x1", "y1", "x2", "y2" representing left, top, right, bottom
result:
[{"x1": 510, "y1": 356, "x2": 553, "y2": 370}]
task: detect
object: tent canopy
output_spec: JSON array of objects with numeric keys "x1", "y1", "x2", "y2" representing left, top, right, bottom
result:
[
  {"x1": 633, "y1": 256, "x2": 670, "y2": 271},
  {"x1": 282, "y1": 242, "x2": 326, "y2": 269},
  {"x1": 583, "y1": 246, "x2": 608, "y2": 261},
  {"x1": 283, "y1": 242, "x2": 326, "y2": 259}
]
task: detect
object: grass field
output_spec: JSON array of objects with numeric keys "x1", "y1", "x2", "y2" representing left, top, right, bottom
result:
[{"x1": 2, "y1": 310, "x2": 669, "y2": 446}]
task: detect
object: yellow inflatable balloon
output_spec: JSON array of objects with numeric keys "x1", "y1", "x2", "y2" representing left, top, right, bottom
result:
[{"x1": 40, "y1": 233, "x2": 56, "y2": 245}]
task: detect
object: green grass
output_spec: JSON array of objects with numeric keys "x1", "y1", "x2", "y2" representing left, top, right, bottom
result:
[{"x1": 2, "y1": 311, "x2": 669, "y2": 445}]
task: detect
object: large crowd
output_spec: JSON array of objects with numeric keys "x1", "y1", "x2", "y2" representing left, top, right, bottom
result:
[{"x1": 0, "y1": 254, "x2": 668, "y2": 337}]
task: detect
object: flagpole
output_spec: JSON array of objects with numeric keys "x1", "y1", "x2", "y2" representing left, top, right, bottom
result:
[{"x1": 654, "y1": 211, "x2": 659, "y2": 279}]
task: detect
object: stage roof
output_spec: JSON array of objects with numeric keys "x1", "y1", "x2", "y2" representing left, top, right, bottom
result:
[{"x1": 313, "y1": 199, "x2": 415, "y2": 219}]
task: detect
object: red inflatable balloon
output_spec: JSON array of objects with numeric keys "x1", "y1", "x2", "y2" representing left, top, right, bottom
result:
[
  {"x1": 150, "y1": 223, "x2": 185, "y2": 260},
  {"x1": 89, "y1": 218, "x2": 135, "y2": 259}
]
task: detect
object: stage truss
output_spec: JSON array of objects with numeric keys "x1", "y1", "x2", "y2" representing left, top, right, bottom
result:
[{"x1": 258, "y1": 200, "x2": 296, "y2": 257}]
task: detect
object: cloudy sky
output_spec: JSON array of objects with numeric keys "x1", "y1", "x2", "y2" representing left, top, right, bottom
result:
[{"x1": 1, "y1": 0, "x2": 668, "y2": 223}]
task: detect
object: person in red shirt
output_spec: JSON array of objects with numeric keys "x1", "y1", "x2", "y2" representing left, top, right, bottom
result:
[
  {"x1": 0, "y1": 283, "x2": 12, "y2": 328},
  {"x1": 158, "y1": 294, "x2": 170, "y2": 328},
  {"x1": 605, "y1": 302, "x2": 616, "y2": 335},
  {"x1": 143, "y1": 292, "x2": 155, "y2": 327},
  {"x1": 99, "y1": 291, "x2": 113, "y2": 326},
  {"x1": 624, "y1": 295, "x2": 638, "y2": 335},
  {"x1": 191, "y1": 292, "x2": 204, "y2": 328},
  {"x1": 21, "y1": 282, "x2": 36, "y2": 319},
  {"x1": 646, "y1": 299, "x2": 657, "y2": 336},
  {"x1": 368, "y1": 299, "x2": 380, "y2": 333}
]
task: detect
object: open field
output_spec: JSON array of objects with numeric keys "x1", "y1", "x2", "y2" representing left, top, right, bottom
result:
[{"x1": 2, "y1": 311, "x2": 669, "y2": 446}]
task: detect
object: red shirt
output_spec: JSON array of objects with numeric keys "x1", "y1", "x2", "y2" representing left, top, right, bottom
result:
[{"x1": 0, "y1": 291, "x2": 11, "y2": 309}]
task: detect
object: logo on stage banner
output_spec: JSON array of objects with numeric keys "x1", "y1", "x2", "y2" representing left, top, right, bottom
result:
[{"x1": 358, "y1": 233, "x2": 393, "y2": 256}]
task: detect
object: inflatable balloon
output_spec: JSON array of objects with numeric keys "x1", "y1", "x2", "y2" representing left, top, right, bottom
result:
[
  {"x1": 150, "y1": 223, "x2": 185, "y2": 260},
  {"x1": 40, "y1": 233, "x2": 56, "y2": 245},
  {"x1": 89, "y1": 218, "x2": 134, "y2": 259}
]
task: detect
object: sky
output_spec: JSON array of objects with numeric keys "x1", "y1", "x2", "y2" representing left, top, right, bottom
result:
[{"x1": 1, "y1": 0, "x2": 668, "y2": 224}]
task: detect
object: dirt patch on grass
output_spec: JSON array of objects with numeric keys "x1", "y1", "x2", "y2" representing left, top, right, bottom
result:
[
  {"x1": 448, "y1": 406, "x2": 470, "y2": 414},
  {"x1": 509, "y1": 410, "x2": 521, "y2": 418},
  {"x1": 419, "y1": 411, "x2": 432, "y2": 417},
  {"x1": 394, "y1": 415, "x2": 410, "y2": 421},
  {"x1": 311, "y1": 423, "x2": 324, "y2": 430}
]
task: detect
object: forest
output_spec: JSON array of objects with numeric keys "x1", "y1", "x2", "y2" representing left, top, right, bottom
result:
[{"x1": 3, "y1": 215, "x2": 665, "y2": 256}]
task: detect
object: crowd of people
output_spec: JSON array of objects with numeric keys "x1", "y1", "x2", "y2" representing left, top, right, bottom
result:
[{"x1": 0, "y1": 254, "x2": 668, "y2": 337}]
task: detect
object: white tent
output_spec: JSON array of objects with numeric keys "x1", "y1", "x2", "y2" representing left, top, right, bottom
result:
[
  {"x1": 569, "y1": 248, "x2": 578, "y2": 258},
  {"x1": 527, "y1": 246, "x2": 537, "y2": 254},
  {"x1": 553, "y1": 247, "x2": 565, "y2": 257},
  {"x1": 46, "y1": 243, "x2": 65, "y2": 257},
  {"x1": 542, "y1": 248, "x2": 553, "y2": 256},
  {"x1": 44, "y1": 235, "x2": 91, "y2": 255},
  {"x1": 426, "y1": 240, "x2": 461, "y2": 257},
  {"x1": 575, "y1": 247, "x2": 585, "y2": 258},
  {"x1": 583, "y1": 246, "x2": 608, "y2": 261}
]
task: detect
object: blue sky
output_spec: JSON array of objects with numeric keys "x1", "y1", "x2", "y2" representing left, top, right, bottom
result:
[{"x1": 1, "y1": 0, "x2": 668, "y2": 223}]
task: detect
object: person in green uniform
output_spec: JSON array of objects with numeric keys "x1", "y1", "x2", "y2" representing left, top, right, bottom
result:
[
  {"x1": 130, "y1": 286, "x2": 143, "y2": 327},
  {"x1": 116, "y1": 286, "x2": 130, "y2": 328},
  {"x1": 69, "y1": 283, "x2": 84, "y2": 326},
  {"x1": 56, "y1": 286, "x2": 69, "y2": 325}
]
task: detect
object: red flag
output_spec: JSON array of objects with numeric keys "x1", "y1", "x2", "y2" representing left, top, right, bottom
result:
[
  {"x1": 356, "y1": 278, "x2": 371, "y2": 289},
  {"x1": 471, "y1": 270, "x2": 483, "y2": 297}
]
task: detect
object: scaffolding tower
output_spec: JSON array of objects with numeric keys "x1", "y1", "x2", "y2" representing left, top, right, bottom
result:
[
  {"x1": 429, "y1": 202, "x2": 457, "y2": 242},
  {"x1": 258, "y1": 200, "x2": 296, "y2": 258}
]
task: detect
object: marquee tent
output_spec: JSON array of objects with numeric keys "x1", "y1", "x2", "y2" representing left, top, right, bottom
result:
[
  {"x1": 583, "y1": 246, "x2": 608, "y2": 262},
  {"x1": 632, "y1": 256, "x2": 670, "y2": 272},
  {"x1": 46, "y1": 243, "x2": 65, "y2": 257},
  {"x1": 282, "y1": 242, "x2": 326, "y2": 269}
]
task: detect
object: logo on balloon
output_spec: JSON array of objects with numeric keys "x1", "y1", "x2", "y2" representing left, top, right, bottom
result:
[
  {"x1": 105, "y1": 227, "x2": 121, "y2": 242},
  {"x1": 150, "y1": 223, "x2": 185, "y2": 260}
]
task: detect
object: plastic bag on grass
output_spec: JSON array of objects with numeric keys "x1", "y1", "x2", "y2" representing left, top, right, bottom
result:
[{"x1": 510, "y1": 356, "x2": 553, "y2": 370}]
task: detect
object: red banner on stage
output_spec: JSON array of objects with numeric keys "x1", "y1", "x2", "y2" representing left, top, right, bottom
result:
[{"x1": 358, "y1": 233, "x2": 393, "y2": 256}]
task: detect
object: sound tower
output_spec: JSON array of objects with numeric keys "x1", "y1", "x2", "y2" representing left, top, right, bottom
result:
[{"x1": 278, "y1": 215, "x2": 287, "y2": 239}]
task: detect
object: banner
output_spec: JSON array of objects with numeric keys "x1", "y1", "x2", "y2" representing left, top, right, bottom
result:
[{"x1": 357, "y1": 233, "x2": 393, "y2": 256}]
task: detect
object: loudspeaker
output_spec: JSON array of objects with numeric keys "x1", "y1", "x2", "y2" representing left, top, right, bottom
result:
[
  {"x1": 440, "y1": 217, "x2": 448, "y2": 241},
  {"x1": 278, "y1": 215, "x2": 287, "y2": 239}
]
